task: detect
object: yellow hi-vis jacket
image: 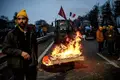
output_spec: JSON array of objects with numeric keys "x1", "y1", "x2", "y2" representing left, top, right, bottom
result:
[{"x1": 96, "y1": 30, "x2": 104, "y2": 42}]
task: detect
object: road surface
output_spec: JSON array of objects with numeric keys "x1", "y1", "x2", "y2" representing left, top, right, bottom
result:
[{"x1": 37, "y1": 39, "x2": 120, "y2": 80}]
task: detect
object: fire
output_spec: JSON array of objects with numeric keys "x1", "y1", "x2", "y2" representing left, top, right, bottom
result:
[
  {"x1": 51, "y1": 31, "x2": 82, "y2": 58},
  {"x1": 42, "y1": 56, "x2": 53, "y2": 66},
  {"x1": 42, "y1": 31, "x2": 83, "y2": 66}
]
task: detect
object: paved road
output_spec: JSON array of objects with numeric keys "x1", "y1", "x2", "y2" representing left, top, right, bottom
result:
[{"x1": 37, "y1": 39, "x2": 120, "y2": 80}]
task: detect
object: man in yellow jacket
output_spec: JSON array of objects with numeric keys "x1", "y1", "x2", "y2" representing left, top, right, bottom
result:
[{"x1": 96, "y1": 26, "x2": 104, "y2": 53}]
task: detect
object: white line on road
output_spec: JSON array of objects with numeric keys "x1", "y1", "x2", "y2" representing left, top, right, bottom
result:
[
  {"x1": 97, "y1": 53, "x2": 120, "y2": 68},
  {"x1": 38, "y1": 41, "x2": 54, "y2": 63}
]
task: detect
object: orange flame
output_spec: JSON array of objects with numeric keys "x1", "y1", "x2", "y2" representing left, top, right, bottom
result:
[
  {"x1": 51, "y1": 31, "x2": 82, "y2": 59},
  {"x1": 42, "y1": 31, "x2": 83, "y2": 66},
  {"x1": 42, "y1": 55, "x2": 53, "y2": 66}
]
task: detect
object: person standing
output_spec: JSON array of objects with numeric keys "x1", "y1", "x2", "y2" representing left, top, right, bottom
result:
[
  {"x1": 2, "y1": 9, "x2": 38, "y2": 80},
  {"x1": 105, "y1": 25, "x2": 116, "y2": 55},
  {"x1": 96, "y1": 26, "x2": 104, "y2": 53},
  {"x1": 102, "y1": 26, "x2": 107, "y2": 48}
]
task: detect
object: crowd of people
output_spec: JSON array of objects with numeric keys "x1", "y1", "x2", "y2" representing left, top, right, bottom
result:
[
  {"x1": 1, "y1": 8, "x2": 120, "y2": 80},
  {"x1": 96, "y1": 25, "x2": 120, "y2": 60}
]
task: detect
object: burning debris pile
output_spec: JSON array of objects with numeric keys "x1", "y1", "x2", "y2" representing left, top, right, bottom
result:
[{"x1": 42, "y1": 31, "x2": 84, "y2": 66}]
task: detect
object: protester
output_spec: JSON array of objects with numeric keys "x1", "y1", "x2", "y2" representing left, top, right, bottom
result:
[
  {"x1": 105, "y1": 25, "x2": 116, "y2": 55},
  {"x1": 102, "y1": 26, "x2": 107, "y2": 48},
  {"x1": 114, "y1": 27, "x2": 120, "y2": 60},
  {"x1": 85, "y1": 25, "x2": 91, "y2": 35},
  {"x1": 2, "y1": 9, "x2": 38, "y2": 80},
  {"x1": 42, "y1": 26, "x2": 47, "y2": 36},
  {"x1": 96, "y1": 26, "x2": 104, "y2": 53}
]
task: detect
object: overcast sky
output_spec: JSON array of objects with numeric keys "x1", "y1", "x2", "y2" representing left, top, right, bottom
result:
[{"x1": 0, "y1": 0, "x2": 107, "y2": 24}]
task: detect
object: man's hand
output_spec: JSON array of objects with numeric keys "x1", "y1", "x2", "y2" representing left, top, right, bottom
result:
[{"x1": 21, "y1": 51, "x2": 30, "y2": 60}]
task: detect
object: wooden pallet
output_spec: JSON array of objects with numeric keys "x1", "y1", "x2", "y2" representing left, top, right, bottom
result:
[{"x1": 48, "y1": 56, "x2": 84, "y2": 66}]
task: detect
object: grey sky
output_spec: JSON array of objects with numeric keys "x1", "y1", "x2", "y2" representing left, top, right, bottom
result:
[{"x1": 0, "y1": 0, "x2": 107, "y2": 24}]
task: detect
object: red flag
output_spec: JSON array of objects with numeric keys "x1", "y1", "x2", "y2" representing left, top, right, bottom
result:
[
  {"x1": 58, "y1": 6, "x2": 67, "y2": 20},
  {"x1": 72, "y1": 14, "x2": 76, "y2": 18}
]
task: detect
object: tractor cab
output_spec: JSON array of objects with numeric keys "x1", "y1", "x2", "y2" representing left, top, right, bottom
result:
[{"x1": 54, "y1": 19, "x2": 73, "y2": 43}]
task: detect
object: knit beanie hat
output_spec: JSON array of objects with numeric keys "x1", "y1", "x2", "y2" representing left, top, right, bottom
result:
[{"x1": 17, "y1": 9, "x2": 28, "y2": 18}]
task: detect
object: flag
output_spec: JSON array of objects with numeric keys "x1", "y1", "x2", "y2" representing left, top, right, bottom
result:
[
  {"x1": 58, "y1": 6, "x2": 67, "y2": 20},
  {"x1": 69, "y1": 12, "x2": 72, "y2": 17},
  {"x1": 72, "y1": 13, "x2": 76, "y2": 18}
]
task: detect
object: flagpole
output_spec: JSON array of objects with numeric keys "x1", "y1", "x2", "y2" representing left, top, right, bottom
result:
[
  {"x1": 66, "y1": 12, "x2": 71, "y2": 34},
  {"x1": 55, "y1": 6, "x2": 61, "y2": 21},
  {"x1": 55, "y1": 9, "x2": 60, "y2": 27}
]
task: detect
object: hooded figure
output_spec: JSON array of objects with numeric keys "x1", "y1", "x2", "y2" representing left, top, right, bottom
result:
[{"x1": 2, "y1": 9, "x2": 38, "y2": 80}]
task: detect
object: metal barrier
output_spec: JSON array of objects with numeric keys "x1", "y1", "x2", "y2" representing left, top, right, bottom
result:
[
  {"x1": 37, "y1": 32, "x2": 54, "y2": 43},
  {"x1": 0, "y1": 53, "x2": 14, "y2": 80}
]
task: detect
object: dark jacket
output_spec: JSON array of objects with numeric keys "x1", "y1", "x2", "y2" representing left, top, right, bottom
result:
[
  {"x1": 105, "y1": 30, "x2": 116, "y2": 42},
  {"x1": 2, "y1": 26, "x2": 38, "y2": 68}
]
